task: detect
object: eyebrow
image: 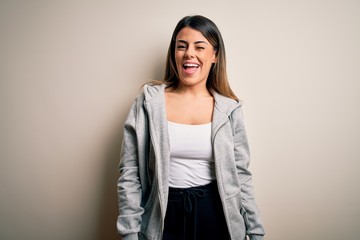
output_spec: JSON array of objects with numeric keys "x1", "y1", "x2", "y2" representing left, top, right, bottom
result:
[{"x1": 177, "y1": 40, "x2": 208, "y2": 45}]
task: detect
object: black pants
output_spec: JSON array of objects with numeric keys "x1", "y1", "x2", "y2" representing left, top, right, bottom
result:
[{"x1": 163, "y1": 181, "x2": 230, "y2": 240}]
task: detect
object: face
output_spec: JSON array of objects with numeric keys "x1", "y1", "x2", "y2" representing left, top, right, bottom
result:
[{"x1": 175, "y1": 27, "x2": 217, "y2": 88}]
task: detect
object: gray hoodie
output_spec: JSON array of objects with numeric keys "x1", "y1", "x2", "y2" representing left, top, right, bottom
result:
[{"x1": 117, "y1": 84, "x2": 265, "y2": 240}]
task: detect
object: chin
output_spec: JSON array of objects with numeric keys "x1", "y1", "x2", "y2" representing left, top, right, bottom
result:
[{"x1": 179, "y1": 78, "x2": 206, "y2": 87}]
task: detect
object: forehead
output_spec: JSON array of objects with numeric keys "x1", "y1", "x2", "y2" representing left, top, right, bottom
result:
[{"x1": 176, "y1": 27, "x2": 208, "y2": 43}]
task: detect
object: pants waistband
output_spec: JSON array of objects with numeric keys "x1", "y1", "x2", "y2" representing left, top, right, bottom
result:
[
  {"x1": 168, "y1": 181, "x2": 218, "y2": 214},
  {"x1": 169, "y1": 181, "x2": 218, "y2": 195}
]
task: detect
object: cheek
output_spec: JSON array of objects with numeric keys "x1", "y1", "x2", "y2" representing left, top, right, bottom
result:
[
  {"x1": 204, "y1": 55, "x2": 215, "y2": 67},
  {"x1": 175, "y1": 53, "x2": 183, "y2": 65},
  {"x1": 203, "y1": 51, "x2": 216, "y2": 63}
]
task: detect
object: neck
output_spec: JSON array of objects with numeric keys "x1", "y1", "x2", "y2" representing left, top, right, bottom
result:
[{"x1": 174, "y1": 82, "x2": 212, "y2": 98}]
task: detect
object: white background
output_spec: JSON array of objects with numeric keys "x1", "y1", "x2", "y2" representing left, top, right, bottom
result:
[{"x1": 1, "y1": 1, "x2": 359, "y2": 239}]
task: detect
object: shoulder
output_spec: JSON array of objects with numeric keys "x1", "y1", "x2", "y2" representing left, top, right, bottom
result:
[
  {"x1": 141, "y1": 83, "x2": 166, "y2": 101},
  {"x1": 213, "y1": 91, "x2": 242, "y2": 116},
  {"x1": 129, "y1": 83, "x2": 165, "y2": 105},
  {"x1": 128, "y1": 83, "x2": 167, "y2": 117}
]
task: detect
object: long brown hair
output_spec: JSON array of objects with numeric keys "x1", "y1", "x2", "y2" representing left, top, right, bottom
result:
[{"x1": 163, "y1": 15, "x2": 238, "y2": 100}]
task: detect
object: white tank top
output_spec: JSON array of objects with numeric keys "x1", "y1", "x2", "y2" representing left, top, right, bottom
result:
[{"x1": 167, "y1": 121, "x2": 216, "y2": 188}]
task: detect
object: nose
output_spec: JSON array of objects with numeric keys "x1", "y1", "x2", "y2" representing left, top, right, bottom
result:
[{"x1": 184, "y1": 46, "x2": 195, "y2": 58}]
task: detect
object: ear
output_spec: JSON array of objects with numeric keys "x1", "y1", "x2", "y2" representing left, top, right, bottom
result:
[{"x1": 212, "y1": 50, "x2": 218, "y2": 63}]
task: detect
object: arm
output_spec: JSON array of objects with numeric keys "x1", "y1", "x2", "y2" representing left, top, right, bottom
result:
[
  {"x1": 231, "y1": 106, "x2": 265, "y2": 240},
  {"x1": 117, "y1": 99, "x2": 144, "y2": 240}
]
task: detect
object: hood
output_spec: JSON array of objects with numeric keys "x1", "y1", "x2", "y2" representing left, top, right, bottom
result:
[{"x1": 143, "y1": 83, "x2": 166, "y2": 102}]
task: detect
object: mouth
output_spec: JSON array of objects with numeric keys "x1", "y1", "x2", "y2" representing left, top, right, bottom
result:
[{"x1": 183, "y1": 63, "x2": 200, "y2": 70}]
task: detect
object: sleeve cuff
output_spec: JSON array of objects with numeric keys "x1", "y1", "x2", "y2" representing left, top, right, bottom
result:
[
  {"x1": 249, "y1": 235, "x2": 264, "y2": 240},
  {"x1": 121, "y1": 233, "x2": 138, "y2": 240}
]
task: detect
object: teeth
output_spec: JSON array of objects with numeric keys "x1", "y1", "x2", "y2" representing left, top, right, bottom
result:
[{"x1": 184, "y1": 63, "x2": 199, "y2": 67}]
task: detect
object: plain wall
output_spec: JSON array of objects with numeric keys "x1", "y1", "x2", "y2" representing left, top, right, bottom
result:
[{"x1": 1, "y1": 1, "x2": 359, "y2": 239}]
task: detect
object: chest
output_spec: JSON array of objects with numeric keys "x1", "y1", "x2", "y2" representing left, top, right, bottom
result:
[{"x1": 165, "y1": 95, "x2": 214, "y2": 125}]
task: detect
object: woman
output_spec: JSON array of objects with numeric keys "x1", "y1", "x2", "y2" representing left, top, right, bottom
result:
[{"x1": 117, "y1": 15, "x2": 265, "y2": 240}]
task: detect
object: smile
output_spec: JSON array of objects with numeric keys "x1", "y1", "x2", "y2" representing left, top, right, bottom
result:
[{"x1": 183, "y1": 63, "x2": 200, "y2": 69}]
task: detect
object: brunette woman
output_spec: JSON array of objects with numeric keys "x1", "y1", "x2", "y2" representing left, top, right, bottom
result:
[{"x1": 117, "y1": 15, "x2": 265, "y2": 240}]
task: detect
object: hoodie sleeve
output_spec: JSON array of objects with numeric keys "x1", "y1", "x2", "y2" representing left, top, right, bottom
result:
[
  {"x1": 230, "y1": 106, "x2": 265, "y2": 239},
  {"x1": 117, "y1": 98, "x2": 143, "y2": 240}
]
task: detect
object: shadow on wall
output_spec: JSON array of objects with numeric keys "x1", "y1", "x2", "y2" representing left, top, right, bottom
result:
[
  {"x1": 95, "y1": 116, "x2": 124, "y2": 240},
  {"x1": 95, "y1": 47, "x2": 165, "y2": 240}
]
